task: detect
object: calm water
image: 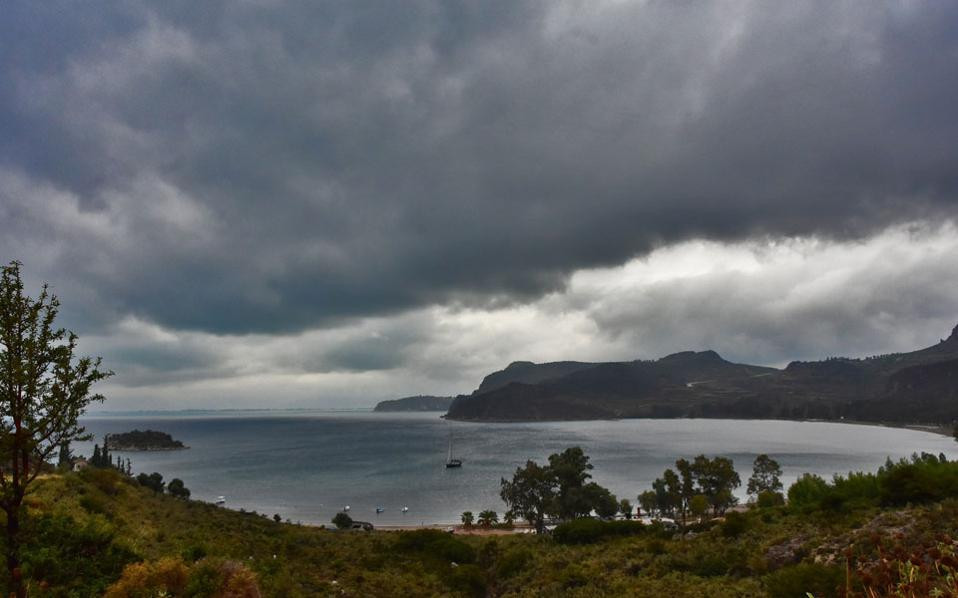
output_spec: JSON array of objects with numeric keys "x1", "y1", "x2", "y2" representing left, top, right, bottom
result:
[{"x1": 76, "y1": 412, "x2": 958, "y2": 525}]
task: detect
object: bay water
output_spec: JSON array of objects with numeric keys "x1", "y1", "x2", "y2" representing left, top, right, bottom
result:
[{"x1": 76, "y1": 412, "x2": 958, "y2": 526}]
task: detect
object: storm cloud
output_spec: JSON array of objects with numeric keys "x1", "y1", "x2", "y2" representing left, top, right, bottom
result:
[{"x1": 1, "y1": 2, "x2": 957, "y2": 407}]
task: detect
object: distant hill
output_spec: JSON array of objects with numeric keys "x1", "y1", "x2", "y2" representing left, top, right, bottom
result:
[
  {"x1": 446, "y1": 324, "x2": 958, "y2": 424},
  {"x1": 374, "y1": 395, "x2": 454, "y2": 412}
]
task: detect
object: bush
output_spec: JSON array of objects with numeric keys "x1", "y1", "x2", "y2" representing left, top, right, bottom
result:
[
  {"x1": 720, "y1": 512, "x2": 750, "y2": 538},
  {"x1": 756, "y1": 490, "x2": 785, "y2": 508},
  {"x1": 787, "y1": 474, "x2": 830, "y2": 510},
  {"x1": 20, "y1": 514, "x2": 138, "y2": 596},
  {"x1": 878, "y1": 456, "x2": 958, "y2": 506},
  {"x1": 496, "y1": 547, "x2": 532, "y2": 578},
  {"x1": 763, "y1": 562, "x2": 843, "y2": 598},
  {"x1": 332, "y1": 512, "x2": 353, "y2": 529},
  {"x1": 552, "y1": 518, "x2": 646, "y2": 545},
  {"x1": 395, "y1": 530, "x2": 476, "y2": 564},
  {"x1": 104, "y1": 557, "x2": 262, "y2": 598}
]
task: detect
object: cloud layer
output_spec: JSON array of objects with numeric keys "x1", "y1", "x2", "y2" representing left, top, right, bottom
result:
[{"x1": 1, "y1": 2, "x2": 957, "y2": 407}]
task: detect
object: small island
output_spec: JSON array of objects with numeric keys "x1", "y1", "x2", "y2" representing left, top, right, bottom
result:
[
  {"x1": 105, "y1": 429, "x2": 188, "y2": 451},
  {"x1": 373, "y1": 395, "x2": 455, "y2": 412}
]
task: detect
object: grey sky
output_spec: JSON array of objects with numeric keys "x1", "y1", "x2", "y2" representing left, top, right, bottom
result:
[{"x1": 1, "y1": 2, "x2": 956, "y2": 408}]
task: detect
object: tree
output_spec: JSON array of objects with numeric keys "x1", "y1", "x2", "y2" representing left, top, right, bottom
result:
[
  {"x1": 57, "y1": 440, "x2": 72, "y2": 471},
  {"x1": 548, "y1": 447, "x2": 594, "y2": 519},
  {"x1": 500, "y1": 460, "x2": 556, "y2": 533},
  {"x1": 690, "y1": 455, "x2": 741, "y2": 516},
  {"x1": 273, "y1": 513, "x2": 282, "y2": 523},
  {"x1": 618, "y1": 498, "x2": 633, "y2": 519},
  {"x1": 137, "y1": 472, "x2": 165, "y2": 493},
  {"x1": 589, "y1": 484, "x2": 618, "y2": 519},
  {"x1": 477, "y1": 510, "x2": 498, "y2": 528},
  {"x1": 637, "y1": 491, "x2": 658, "y2": 518},
  {"x1": 461, "y1": 511, "x2": 474, "y2": 527},
  {"x1": 167, "y1": 478, "x2": 190, "y2": 499},
  {"x1": 747, "y1": 454, "x2": 783, "y2": 498},
  {"x1": 332, "y1": 512, "x2": 353, "y2": 529},
  {"x1": 0, "y1": 261, "x2": 111, "y2": 597},
  {"x1": 689, "y1": 495, "x2": 709, "y2": 523}
]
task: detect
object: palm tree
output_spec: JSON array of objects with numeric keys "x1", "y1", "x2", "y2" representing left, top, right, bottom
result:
[{"x1": 477, "y1": 510, "x2": 498, "y2": 528}]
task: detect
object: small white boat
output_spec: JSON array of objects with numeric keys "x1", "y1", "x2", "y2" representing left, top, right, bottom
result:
[
  {"x1": 214, "y1": 496, "x2": 226, "y2": 506},
  {"x1": 375, "y1": 507, "x2": 385, "y2": 514},
  {"x1": 343, "y1": 505, "x2": 350, "y2": 512},
  {"x1": 401, "y1": 506, "x2": 409, "y2": 513}
]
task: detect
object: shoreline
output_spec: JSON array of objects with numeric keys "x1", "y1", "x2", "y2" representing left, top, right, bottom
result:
[{"x1": 445, "y1": 414, "x2": 955, "y2": 438}]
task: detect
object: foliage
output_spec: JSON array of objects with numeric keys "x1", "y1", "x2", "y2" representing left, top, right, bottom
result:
[
  {"x1": 763, "y1": 562, "x2": 844, "y2": 598},
  {"x1": 645, "y1": 454, "x2": 741, "y2": 525},
  {"x1": 103, "y1": 556, "x2": 262, "y2": 598},
  {"x1": 500, "y1": 459, "x2": 556, "y2": 532},
  {"x1": 787, "y1": 473, "x2": 831, "y2": 510},
  {"x1": 168, "y1": 478, "x2": 191, "y2": 500},
  {"x1": 0, "y1": 261, "x2": 111, "y2": 597},
  {"x1": 552, "y1": 518, "x2": 646, "y2": 545},
  {"x1": 18, "y1": 514, "x2": 138, "y2": 596},
  {"x1": 136, "y1": 472, "x2": 165, "y2": 494},
  {"x1": 461, "y1": 511, "x2": 474, "y2": 527},
  {"x1": 747, "y1": 454, "x2": 783, "y2": 496},
  {"x1": 719, "y1": 511, "x2": 750, "y2": 538},
  {"x1": 500, "y1": 447, "x2": 618, "y2": 530},
  {"x1": 619, "y1": 498, "x2": 633, "y2": 519},
  {"x1": 756, "y1": 490, "x2": 785, "y2": 508},
  {"x1": 331, "y1": 512, "x2": 353, "y2": 529},
  {"x1": 477, "y1": 510, "x2": 498, "y2": 528},
  {"x1": 395, "y1": 529, "x2": 476, "y2": 564}
]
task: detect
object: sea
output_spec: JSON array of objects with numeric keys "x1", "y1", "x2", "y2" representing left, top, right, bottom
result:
[{"x1": 75, "y1": 411, "x2": 958, "y2": 526}]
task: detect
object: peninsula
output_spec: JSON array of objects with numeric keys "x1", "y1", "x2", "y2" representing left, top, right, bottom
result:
[{"x1": 374, "y1": 395, "x2": 454, "y2": 412}]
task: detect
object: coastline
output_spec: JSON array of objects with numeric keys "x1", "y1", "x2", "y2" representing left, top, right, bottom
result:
[{"x1": 445, "y1": 414, "x2": 955, "y2": 438}]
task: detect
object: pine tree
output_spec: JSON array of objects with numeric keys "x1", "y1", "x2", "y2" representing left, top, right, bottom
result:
[
  {"x1": 57, "y1": 441, "x2": 72, "y2": 471},
  {"x1": 92, "y1": 444, "x2": 102, "y2": 467}
]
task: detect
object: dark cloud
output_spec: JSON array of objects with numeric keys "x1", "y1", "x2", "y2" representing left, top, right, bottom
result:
[{"x1": 2, "y1": 1, "x2": 957, "y2": 336}]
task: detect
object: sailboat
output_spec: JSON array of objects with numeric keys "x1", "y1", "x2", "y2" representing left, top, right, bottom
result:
[{"x1": 445, "y1": 433, "x2": 462, "y2": 468}]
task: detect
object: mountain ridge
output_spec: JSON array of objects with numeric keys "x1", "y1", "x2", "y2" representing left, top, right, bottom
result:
[{"x1": 446, "y1": 324, "x2": 958, "y2": 423}]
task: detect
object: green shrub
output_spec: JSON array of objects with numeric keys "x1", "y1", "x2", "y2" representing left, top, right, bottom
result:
[
  {"x1": 787, "y1": 474, "x2": 830, "y2": 510},
  {"x1": 720, "y1": 512, "x2": 750, "y2": 538},
  {"x1": 552, "y1": 518, "x2": 645, "y2": 544},
  {"x1": 756, "y1": 490, "x2": 785, "y2": 508},
  {"x1": 496, "y1": 547, "x2": 532, "y2": 578},
  {"x1": 19, "y1": 514, "x2": 138, "y2": 596},
  {"x1": 446, "y1": 563, "x2": 486, "y2": 597},
  {"x1": 764, "y1": 562, "x2": 843, "y2": 598},
  {"x1": 395, "y1": 530, "x2": 476, "y2": 564}
]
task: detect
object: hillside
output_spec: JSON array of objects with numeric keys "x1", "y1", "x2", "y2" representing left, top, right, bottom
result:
[
  {"x1": 374, "y1": 395, "x2": 454, "y2": 412},
  {"x1": 446, "y1": 324, "x2": 958, "y2": 423},
  {"x1": 21, "y1": 457, "x2": 958, "y2": 596}
]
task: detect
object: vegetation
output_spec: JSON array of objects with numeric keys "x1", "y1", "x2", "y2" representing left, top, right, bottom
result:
[
  {"x1": 106, "y1": 429, "x2": 186, "y2": 451},
  {"x1": 0, "y1": 261, "x2": 111, "y2": 598},
  {"x1": 4, "y1": 447, "x2": 958, "y2": 595}
]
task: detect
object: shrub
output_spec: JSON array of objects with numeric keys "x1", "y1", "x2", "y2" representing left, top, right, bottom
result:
[
  {"x1": 332, "y1": 512, "x2": 353, "y2": 529},
  {"x1": 496, "y1": 547, "x2": 532, "y2": 578},
  {"x1": 20, "y1": 514, "x2": 138, "y2": 596},
  {"x1": 787, "y1": 474, "x2": 830, "y2": 510},
  {"x1": 763, "y1": 562, "x2": 843, "y2": 598},
  {"x1": 395, "y1": 530, "x2": 476, "y2": 564},
  {"x1": 720, "y1": 512, "x2": 750, "y2": 538},
  {"x1": 446, "y1": 563, "x2": 486, "y2": 597},
  {"x1": 552, "y1": 518, "x2": 645, "y2": 545},
  {"x1": 756, "y1": 490, "x2": 785, "y2": 508},
  {"x1": 104, "y1": 557, "x2": 262, "y2": 598}
]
